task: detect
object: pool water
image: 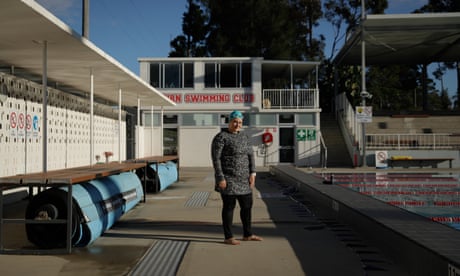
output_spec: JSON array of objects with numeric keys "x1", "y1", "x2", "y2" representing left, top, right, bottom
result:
[{"x1": 327, "y1": 173, "x2": 460, "y2": 231}]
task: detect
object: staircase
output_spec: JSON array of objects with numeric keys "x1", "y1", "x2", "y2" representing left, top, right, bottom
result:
[{"x1": 320, "y1": 113, "x2": 354, "y2": 168}]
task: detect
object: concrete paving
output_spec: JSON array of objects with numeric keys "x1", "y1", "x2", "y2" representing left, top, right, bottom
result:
[{"x1": 0, "y1": 167, "x2": 411, "y2": 275}]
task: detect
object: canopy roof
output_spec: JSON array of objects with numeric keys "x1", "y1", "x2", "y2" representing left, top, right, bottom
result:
[
  {"x1": 333, "y1": 13, "x2": 460, "y2": 65},
  {"x1": 0, "y1": 0, "x2": 175, "y2": 107}
]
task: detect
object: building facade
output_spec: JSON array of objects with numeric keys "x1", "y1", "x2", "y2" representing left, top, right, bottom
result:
[{"x1": 138, "y1": 57, "x2": 324, "y2": 168}]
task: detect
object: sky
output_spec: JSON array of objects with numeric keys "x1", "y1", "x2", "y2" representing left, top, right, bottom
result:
[{"x1": 35, "y1": 0, "x2": 456, "y2": 101}]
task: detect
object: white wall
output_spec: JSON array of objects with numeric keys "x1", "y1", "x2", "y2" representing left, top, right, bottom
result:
[
  {"x1": 0, "y1": 74, "x2": 126, "y2": 177},
  {"x1": 246, "y1": 127, "x2": 278, "y2": 167},
  {"x1": 178, "y1": 126, "x2": 219, "y2": 167},
  {"x1": 139, "y1": 126, "x2": 163, "y2": 157}
]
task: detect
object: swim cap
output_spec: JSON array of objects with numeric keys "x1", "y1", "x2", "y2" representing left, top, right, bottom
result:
[{"x1": 229, "y1": 110, "x2": 243, "y2": 120}]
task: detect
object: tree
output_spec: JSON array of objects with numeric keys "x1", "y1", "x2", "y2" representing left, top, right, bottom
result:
[
  {"x1": 289, "y1": 0, "x2": 324, "y2": 60},
  {"x1": 202, "y1": 0, "x2": 295, "y2": 58},
  {"x1": 169, "y1": 0, "x2": 209, "y2": 57},
  {"x1": 320, "y1": 0, "x2": 388, "y2": 113},
  {"x1": 416, "y1": 0, "x2": 460, "y2": 110},
  {"x1": 171, "y1": 0, "x2": 324, "y2": 60}
]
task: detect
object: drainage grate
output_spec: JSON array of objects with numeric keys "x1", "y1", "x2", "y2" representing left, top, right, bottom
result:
[
  {"x1": 184, "y1": 191, "x2": 210, "y2": 207},
  {"x1": 129, "y1": 240, "x2": 189, "y2": 276}
]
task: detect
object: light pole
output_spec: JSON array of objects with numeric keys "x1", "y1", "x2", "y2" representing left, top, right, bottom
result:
[{"x1": 360, "y1": 0, "x2": 367, "y2": 167}]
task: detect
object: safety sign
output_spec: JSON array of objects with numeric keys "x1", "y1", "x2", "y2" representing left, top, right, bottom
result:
[
  {"x1": 296, "y1": 129, "x2": 306, "y2": 141},
  {"x1": 356, "y1": 106, "x2": 372, "y2": 123},
  {"x1": 375, "y1": 150, "x2": 388, "y2": 169},
  {"x1": 297, "y1": 129, "x2": 316, "y2": 141}
]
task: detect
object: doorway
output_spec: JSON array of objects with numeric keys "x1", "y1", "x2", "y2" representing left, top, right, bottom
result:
[{"x1": 279, "y1": 127, "x2": 294, "y2": 163}]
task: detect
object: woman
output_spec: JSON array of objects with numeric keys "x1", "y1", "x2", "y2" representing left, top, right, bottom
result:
[{"x1": 211, "y1": 110, "x2": 263, "y2": 245}]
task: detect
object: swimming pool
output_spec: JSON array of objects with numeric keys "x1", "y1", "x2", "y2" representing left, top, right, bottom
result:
[{"x1": 329, "y1": 173, "x2": 460, "y2": 231}]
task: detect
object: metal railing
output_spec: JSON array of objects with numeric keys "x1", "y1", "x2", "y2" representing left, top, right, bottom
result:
[
  {"x1": 320, "y1": 132, "x2": 328, "y2": 168},
  {"x1": 262, "y1": 89, "x2": 319, "y2": 110},
  {"x1": 367, "y1": 133, "x2": 460, "y2": 150}
]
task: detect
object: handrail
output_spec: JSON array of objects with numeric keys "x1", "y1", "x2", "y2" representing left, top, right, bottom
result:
[
  {"x1": 319, "y1": 132, "x2": 328, "y2": 168},
  {"x1": 298, "y1": 143, "x2": 323, "y2": 168}
]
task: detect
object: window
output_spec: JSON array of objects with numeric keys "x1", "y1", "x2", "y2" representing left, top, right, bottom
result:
[
  {"x1": 164, "y1": 114, "x2": 178, "y2": 124},
  {"x1": 205, "y1": 62, "x2": 251, "y2": 88},
  {"x1": 220, "y1": 63, "x2": 238, "y2": 87},
  {"x1": 298, "y1": 114, "x2": 316, "y2": 125},
  {"x1": 279, "y1": 114, "x2": 294, "y2": 124},
  {"x1": 204, "y1": 63, "x2": 216, "y2": 88},
  {"x1": 143, "y1": 113, "x2": 160, "y2": 126},
  {"x1": 164, "y1": 63, "x2": 180, "y2": 88},
  {"x1": 182, "y1": 114, "x2": 218, "y2": 126},
  {"x1": 249, "y1": 114, "x2": 276, "y2": 126},
  {"x1": 150, "y1": 63, "x2": 194, "y2": 88}
]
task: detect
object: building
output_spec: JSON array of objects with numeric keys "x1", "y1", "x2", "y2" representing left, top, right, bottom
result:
[{"x1": 138, "y1": 57, "x2": 323, "y2": 167}]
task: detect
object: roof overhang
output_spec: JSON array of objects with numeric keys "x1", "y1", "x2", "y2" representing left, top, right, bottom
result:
[
  {"x1": 333, "y1": 13, "x2": 460, "y2": 66},
  {"x1": 0, "y1": 0, "x2": 175, "y2": 107},
  {"x1": 261, "y1": 60, "x2": 320, "y2": 77}
]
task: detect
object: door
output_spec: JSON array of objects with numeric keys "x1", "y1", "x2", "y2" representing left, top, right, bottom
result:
[{"x1": 279, "y1": 127, "x2": 294, "y2": 163}]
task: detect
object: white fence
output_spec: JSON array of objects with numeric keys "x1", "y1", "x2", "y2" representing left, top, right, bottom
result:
[
  {"x1": 262, "y1": 89, "x2": 319, "y2": 109},
  {"x1": 335, "y1": 93, "x2": 460, "y2": 152},
  {"x1": 367, "y1": 133, "x2": 460, "y2": 150}
]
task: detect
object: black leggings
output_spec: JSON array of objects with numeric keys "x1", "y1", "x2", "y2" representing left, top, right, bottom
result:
[{"x1": 220, "y1": 193, "x2": 253, "y2": 239}]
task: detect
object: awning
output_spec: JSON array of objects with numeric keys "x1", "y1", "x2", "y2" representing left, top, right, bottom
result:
[
  {"x1": 0, "y1": 0, "x2": 175, "y2": 107},
  {"x1": 333, "y1": 13, "x2": 460, "y2": 65}
]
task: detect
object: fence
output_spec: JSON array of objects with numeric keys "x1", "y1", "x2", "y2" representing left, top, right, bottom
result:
[
  {"x1": 262, "y1": 89, "x2": 319, "y2": 109},
  {"x1": 367, "y1": 133, "x2": 460, "y2": 150}
]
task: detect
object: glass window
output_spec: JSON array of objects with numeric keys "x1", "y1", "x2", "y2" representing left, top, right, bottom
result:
[
  {"x1": 182, "y1": 114, "x2": 218, "y2": 126},
  {"x1": 205, "y1": 62, "x2": 252, "y2": 88},
  {"x1": 149, "y1": 62, "x2": 193, "y2": 88},
  {"x1": 220, "y1": 63, "x2": 238, "y2": 88},
  {"x1": 298, "y1": 113, "x2": 316, "y2": 125},
  {"x1": 184, "y1": 63, "x2": 194, "y2": 88},
  {"x1": 279, "y1": 114, "x2": 294, "y2": 124},
  {"x1": 249, "y1": 114, "x2": 276, "y2": 126},
  {"x1": 241, "y1": 63, "x2": 252, "y2": 87},
  {"x1": 164, "y1": 114, "x2": 178, "y2": 124},
  {"x1": 150, "y1": 64, "x2": 160, "y2": 88},
  {"x1": 164, "y1": 63, "x2": 180, "y2": 88},
  {"x1": 143, "y1": 113, "x2": 161, "y2": 126},
  {"x1": 205, "y1": 63, "x2": 216, "y2": 88}
]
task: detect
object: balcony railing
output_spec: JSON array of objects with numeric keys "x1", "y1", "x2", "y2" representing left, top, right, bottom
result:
[{"x1": 262, "y1": 89, "x2": 319, "y2": 110}]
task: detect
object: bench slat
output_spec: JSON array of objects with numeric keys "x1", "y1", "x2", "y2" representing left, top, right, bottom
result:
[{"x1": 0, "y1": 162, "x2": 147, "y2": 186}]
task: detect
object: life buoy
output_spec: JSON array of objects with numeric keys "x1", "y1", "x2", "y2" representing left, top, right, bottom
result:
[{"x1": 262, "y1": 132, "x2": 273, "y2": 146}]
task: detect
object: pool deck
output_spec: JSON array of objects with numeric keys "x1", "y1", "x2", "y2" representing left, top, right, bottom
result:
[{"x1": 1, "y1": 166, "x2": 460, "y2": 275}]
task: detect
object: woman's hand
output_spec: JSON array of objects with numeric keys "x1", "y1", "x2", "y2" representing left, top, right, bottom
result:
[
  {"x1": 218, "y1": 179, "x2": 227, "y2": 190},
  {"x1": 249, "y1": 174, "x2": 256, "y2": 189}
]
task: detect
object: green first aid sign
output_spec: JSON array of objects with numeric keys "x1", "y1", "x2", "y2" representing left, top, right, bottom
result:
[
  {"x1": 296, "y1": 129, "x2": 306, "y2": 141},
  {"x1": 297, "y1": 129, "x2": 316, "y2": 141}
]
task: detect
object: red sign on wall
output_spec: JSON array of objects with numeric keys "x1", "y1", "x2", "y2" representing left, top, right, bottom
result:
[
  {"x1": 10, "y1": 111, "x2": 17, "y2": 128},
  {"x1": 165, "y1": 93, "x2": 254, "y2": 104}
]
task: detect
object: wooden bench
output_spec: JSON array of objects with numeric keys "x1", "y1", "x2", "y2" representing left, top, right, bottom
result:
[
  {"x1": 126, "y1": 155, "x2": 178, "y2": 164},
  {"x1": 0, "y1": 162, "x2": 147, "y2": 254},
  {"x1": 388, "y1": 158, "x2": 454, "y2": 169}
]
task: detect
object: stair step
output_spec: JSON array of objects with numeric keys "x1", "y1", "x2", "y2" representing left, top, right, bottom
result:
[{"x1": 321, "y1": 113, "x2": 354, "y2": 168}]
